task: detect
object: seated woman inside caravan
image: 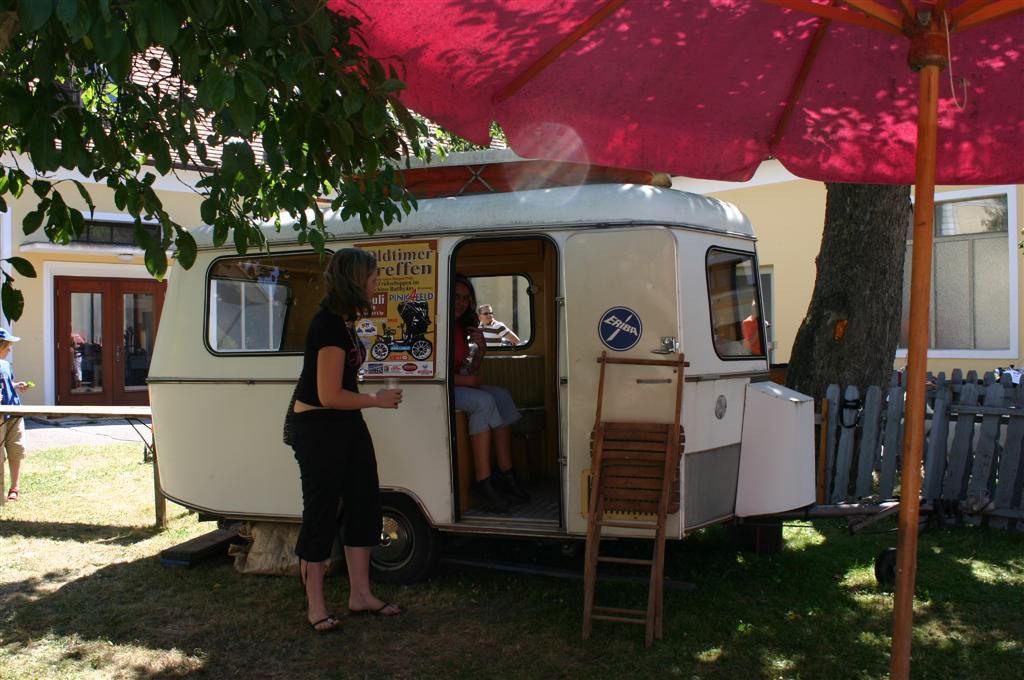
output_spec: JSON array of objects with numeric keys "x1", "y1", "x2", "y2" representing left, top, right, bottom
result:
[{"x1": 451, "y1": 274, "x2": 530, "y2": 512}]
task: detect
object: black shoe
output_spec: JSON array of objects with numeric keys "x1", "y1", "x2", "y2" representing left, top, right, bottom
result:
[
  {"x1": 492, "y1": 466, "x2": 531, "y2": 504},
  {"x1": 471, "y1": 477, "x2": 510, "y2": 513}
]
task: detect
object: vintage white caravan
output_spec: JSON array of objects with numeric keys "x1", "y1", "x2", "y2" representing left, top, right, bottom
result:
[{"x1": 148, "y1": 152, "x2": 815, "y2": 582}]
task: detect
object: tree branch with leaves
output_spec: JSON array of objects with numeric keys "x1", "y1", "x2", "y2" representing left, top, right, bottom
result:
[{"x1": 0, "y1": 0, "x2": 427, "y2": 320}]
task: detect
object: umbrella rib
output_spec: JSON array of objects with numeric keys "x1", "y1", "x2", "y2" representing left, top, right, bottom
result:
[
  {"x1": 762, "y1": 0, "x2": 903, "y2": 34},
  {"x1": 951, "y1": 0, "x2": 1024, "y2": 32},
  {"x1": 770, "y1": 12, "x2": 832, "y2": 149},
  {"x1": 495, "y1": 0, "x2": 625, "y2": 103},
  {"x1": 838, "y1": 0, "x2": 907, "y2": 28}
]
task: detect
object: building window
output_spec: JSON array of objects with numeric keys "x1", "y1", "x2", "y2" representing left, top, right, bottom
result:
[
  {"x1": 206, "y1": 252, "x2": 328, "y2": 353},
  {"x1": 706, "y1": 248, "x2": 765, "y2": 359},
  {"x1": 74, "y1": 220, "x2": 159, "y2": 246},
  {"x1": 899, "y1": 189, "x2": 1014, "y2": 352}
]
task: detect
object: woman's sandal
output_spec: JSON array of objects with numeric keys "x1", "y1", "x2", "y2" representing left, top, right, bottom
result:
[
  {"x1": 299, "y1": 559, "x2": 342, "y2": 634},
  {"x1": 309, "y1": 614, "x2": 342, "y2": 634},
  {"x1": 6, "y1": 487, "x2": 18, "y2": 502},
  {"x1": 348, "y1": 602, "x2": 403, "y2": 617}
]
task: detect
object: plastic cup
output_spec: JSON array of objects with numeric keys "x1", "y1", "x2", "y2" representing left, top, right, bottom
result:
[{"x1": 386, "y1": 377, "x2": 400, "y2": 390}]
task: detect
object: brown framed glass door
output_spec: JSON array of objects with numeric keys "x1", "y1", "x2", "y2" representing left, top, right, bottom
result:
[{"x1": 55, "y1": 277, "x2": 166, "y2": 406}]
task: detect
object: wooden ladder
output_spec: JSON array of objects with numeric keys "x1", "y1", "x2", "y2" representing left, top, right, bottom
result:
[{"x1": 582, "y1": 352, "x2": 686, "y2": 646}]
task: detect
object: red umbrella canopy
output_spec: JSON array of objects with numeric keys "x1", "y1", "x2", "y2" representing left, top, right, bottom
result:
[{"x1": 336, "y1": 0, "x2": 1022, "y2": 184}]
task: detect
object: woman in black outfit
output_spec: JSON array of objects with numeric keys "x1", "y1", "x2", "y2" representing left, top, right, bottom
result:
[{"x1": 290, "y1": 248, "x2": 403, "y2": 633}]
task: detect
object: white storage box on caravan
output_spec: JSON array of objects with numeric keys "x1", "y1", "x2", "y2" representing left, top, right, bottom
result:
[{"x1": 736, "y1": 382, "x2": 816, "y2": 517}]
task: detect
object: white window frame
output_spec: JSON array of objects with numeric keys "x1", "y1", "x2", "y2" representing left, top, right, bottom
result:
[
  {"x1": 759, "y1": 266, "x2": 775, "y2": 364},
  {"x1": 896, "y1": 185, "x2": 1018, "y2": 360}
]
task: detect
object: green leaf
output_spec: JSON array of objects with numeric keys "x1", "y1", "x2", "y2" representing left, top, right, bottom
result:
[
  {"x1": 22, "y1": 210, "x2": 44, "y2": 235},
  {"x1": 1, "y1": 280, "x2": 25, "y2": 323},
  {"x1": 174, "y1": 230, "x2": 197, "y2": 269},
  {"x1": 228, "y1": 94, "x2": 255, "y2": 137},
  {"x1": 64, "y1": 0, "x2": 93, "y2": 41},
  {"x1": 233, "y1": 222, "x2": 249, "y2": 254},
  {"x1": 238, "y1": 70, "x2": 267, "y2": 104},
  {"x1": 144, "y1": 245, "x2": 167, "y2": 279},
  {"x1": 56, "y1": 0, "x2": 77, "y2": 25},
  {"x1": 133, "y1": 221, "x2": 155, "y2": 250},
  {"x1": 308, "y1": 228, "x2": 325, "y2": 252},
  {"x1": 17, "y1": 0, "x2": 55, "y2": 32},
  {"x1": 132, "y1": 14, "x2": 150, "y2": 48},
  {"x1": 146, "y1": 1, "x2": 180, "y2": 47},
  {"x1": 32, "y1": 180, "x2": 51, "y2": 198},
  {"x1": 197, "y1": 65, "x2": 233, "y2": 109},
  {"x1": 69, "y1": 208, "x2": 86, "y2": 238},
  {"x1": 363, "y1": 101, "x2": 386, "y2": 136},
  {"x1": 70, "y1": 180, "x2": 96, "y2": 216},
  {"x1": 212, "y1": 221, "x2": 229, "y2": 247},
  {"x1": 343, "y1": 90, "x2": 364, "y2": 117},
  {"x1": 5, "y1": 257, "x2": 36, "y2": 279},
  {"x1": 90, "y1": 19, "x2": 128, "y2": 64},
  {"x1": 200, "y1": 198, "x2": 217, "y2": 225}
]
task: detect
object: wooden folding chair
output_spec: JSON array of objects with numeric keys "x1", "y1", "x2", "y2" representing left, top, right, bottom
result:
[{"x1": 582, "y1": 351, "x2": 686, "y2": 646}]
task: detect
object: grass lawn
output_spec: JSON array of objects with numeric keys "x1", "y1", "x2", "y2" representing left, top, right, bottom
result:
[{"x1": 1, "y1": 442, "x2": 1022, "y2": 679}]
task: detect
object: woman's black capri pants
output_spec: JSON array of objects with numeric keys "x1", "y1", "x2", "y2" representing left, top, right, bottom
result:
[{"x1": 291, "y1": 410, "x2": 383, "y2": 562}]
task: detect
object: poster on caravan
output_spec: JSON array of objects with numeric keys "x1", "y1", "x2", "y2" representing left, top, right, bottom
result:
[{"x1": 354, "y1": 240, "x2": 438, "y2": 379}]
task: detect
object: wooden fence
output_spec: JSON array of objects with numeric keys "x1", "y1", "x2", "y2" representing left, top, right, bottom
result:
[{"x1": 820, "y1": 370, "x2": 1024, "y2": 531}]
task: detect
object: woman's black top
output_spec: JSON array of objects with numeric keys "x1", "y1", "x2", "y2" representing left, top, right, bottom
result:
[{"x1": 295, "y1": 306, "x2": 365, "y2": 410}]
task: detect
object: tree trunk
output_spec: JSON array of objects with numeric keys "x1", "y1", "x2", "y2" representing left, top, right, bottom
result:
[{"x1": 785, "y1": 183, "x2": 912, "y2": 400}]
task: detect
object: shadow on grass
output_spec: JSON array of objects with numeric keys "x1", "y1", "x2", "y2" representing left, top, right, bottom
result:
[
  {"x1": 0, "y1": 519, "x2": 161, "y2": 545},
  {"x1": 645, "y1": 523, "x2": 1024, "y2": 680},
  {"x1": 1, "y1": 523, "x2": 1021, "y2": 679}
]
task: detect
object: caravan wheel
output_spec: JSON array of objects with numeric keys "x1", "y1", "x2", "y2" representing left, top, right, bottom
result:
[{"x1": 371, "y1": 494, "x2": 439, "y2": 584}]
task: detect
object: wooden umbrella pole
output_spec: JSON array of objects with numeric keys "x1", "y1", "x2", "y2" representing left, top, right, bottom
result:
[{"x1": 890, "y1": 25, "x2": 944, "y2": 678}]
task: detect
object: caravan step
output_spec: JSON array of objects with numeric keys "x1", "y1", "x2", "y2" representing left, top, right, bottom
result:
[{"x1": 160, "y1": 528, "x2": 241, "y2": 568}]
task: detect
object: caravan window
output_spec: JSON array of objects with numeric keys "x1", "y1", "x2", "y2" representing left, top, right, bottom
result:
[
  {"x1": 206, "y1": 252, "x2": 328, "y2": 354},
  {"x1": 706, "y1": 248, "x2": 765, "y2": 359}
]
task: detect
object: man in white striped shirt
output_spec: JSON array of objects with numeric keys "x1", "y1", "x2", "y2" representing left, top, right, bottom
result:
[{"x1": 478, "y1": 304, "x2": 521, "y2": 348}]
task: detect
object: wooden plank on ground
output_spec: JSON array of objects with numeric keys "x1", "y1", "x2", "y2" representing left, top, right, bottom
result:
[
  {"x1": 831, "y1": 386, "x2": 860, "y2": 504},
  {"x1": 879, "y1": 384, "x2": 904, "y2": 499},
  {"x1": 855, "y1": 386, "x2": 882, "y2": 498},
  {"x1": 159, "y1": 528, "x2": 240, "y2": 568}
]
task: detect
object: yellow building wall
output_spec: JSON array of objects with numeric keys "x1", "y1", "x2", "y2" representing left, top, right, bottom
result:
[
  {"x1": 707, "y1": 178, "x2": 1024, "y2": 379},
  {"x1": 3, "y1": 176, "x2": 203, "y2": 405}
]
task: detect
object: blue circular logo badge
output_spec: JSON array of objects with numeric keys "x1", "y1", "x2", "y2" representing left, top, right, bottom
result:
[{"x1": 598, "y1": 307, "x2": 642, "y2": 351}]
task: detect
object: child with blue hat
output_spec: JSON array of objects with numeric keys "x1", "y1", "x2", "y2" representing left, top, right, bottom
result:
[{"x1": 1, "y1": 328, "x2": 32, "y2": 504}]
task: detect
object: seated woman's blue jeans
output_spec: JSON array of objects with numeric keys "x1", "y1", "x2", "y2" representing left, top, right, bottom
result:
[{"x1": 454, "y1": 385, "x2": 522, "y2": 435}]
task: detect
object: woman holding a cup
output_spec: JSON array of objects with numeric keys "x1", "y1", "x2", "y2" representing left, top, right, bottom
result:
[{"x1": 287, "y1": 248, "x2": 404, "y2": 634}]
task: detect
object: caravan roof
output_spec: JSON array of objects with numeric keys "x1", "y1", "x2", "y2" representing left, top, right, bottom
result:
[{"x1": 190, "y1": 182, "x2": 753, "y2": 249}]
